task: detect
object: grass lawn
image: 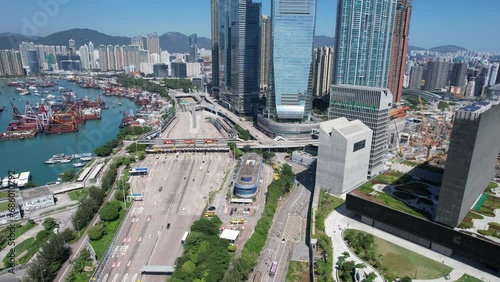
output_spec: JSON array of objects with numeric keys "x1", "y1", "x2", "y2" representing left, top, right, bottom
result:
[
  {"x1": 454, "y1": 274, "x2": 483, "y2": 282},
  {"x1": 374, "y1": 235, "x2": 452, "y2": 280},
  {"x1": 315, "y1": 190, "x2": 344, "y2": 234},
  {"x1": 90, "y1": 208, "x2": 126, "y2": 259},
  {"x1": 476, "y1": 194, "x2": 500, "y2": 217},
  {"x1": 68, "y1": 189, "x2": 88, "y2": 201},
  {"x1": 0, "y1": 201, "x2": 11, "y2": 213},
  {"x1": 0, "y1": 191, "x2": 9, "y2": 199},
  {"x1": 286, "y1": 261, "x2": 310, "y2": 282},
  {"x1": 3, "y1": 230, "x2": 52, "y2": 266},
  {"x1": 458, "y1": 211, "x2": 484, "y2": 229},
  {"x1": 484, "y1": 182, "x2": 498, "y2": 195}
]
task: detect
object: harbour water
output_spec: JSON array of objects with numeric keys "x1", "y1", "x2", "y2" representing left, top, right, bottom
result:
[{"x1": 0, "y1": 78, "x2": 138, "y2": 185}]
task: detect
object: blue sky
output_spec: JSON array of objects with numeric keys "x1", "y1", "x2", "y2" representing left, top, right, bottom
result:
[{"x1": 0, "y1": 0, "x2": 499, "y2": 52}]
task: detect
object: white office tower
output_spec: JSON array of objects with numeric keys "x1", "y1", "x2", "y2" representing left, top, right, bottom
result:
[
  {"x1": 489, "y1": 63, "x2": 499, "y2": 87},
  {"x1": 328, "y1": 85, "x2": 393, "y2": 177},
  {"x1": 316, "y1": 118, "x2": 372, "y2": 196},
  {"x1": 187, "y1": 62, "x2": 201, "y2": 77}
]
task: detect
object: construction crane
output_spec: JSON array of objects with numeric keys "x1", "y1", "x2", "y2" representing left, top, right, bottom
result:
[{"x1": 418, "y1": 96, "x2": 434, "y2": 161}]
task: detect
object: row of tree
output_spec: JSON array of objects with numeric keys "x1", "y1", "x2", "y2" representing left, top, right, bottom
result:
[
  {"x1": 116, "y1": 75, "x2": 172, "y2": 99},
  {"x1": 222, "y1": 164, "x2": 295, "y2": 281},
  {"x1": 71, "y1": 187, "x2": 106, "y2": 232},
  {"x1": 170, "y1": 217, "x2": 230, "y2": 282},
  {"x1": 95, "y1": 126, "x2": 152, "y2": 157}
]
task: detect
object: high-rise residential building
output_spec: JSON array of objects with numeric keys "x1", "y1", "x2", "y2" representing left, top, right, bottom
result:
[
  {"x1": 408, "y1": 65, "x2": 423, "y2": 90},
  {"x1": 316, "y1": 117, "x2": 372, "y2": 196},
  {"x1": 328, "y1": 85, "x2": 393, "y2": 177},
  {"x1": 423, "y1": 61, "x2": 450, "y2": 90},
  {"x1": 19, "y1": 42, "x2": 35, "y2": 68},
  {"x1": 131, "y1": 36, "x2": 144, "y2": 49},
  {"x1": 68, "y1": 39, "x2": 75, "y2": 56},
  {"x1": 448, "y1": 62, "x2": 468, "y2": 88},
  {"x1": 332, "y1": 0, "x2": 397, "y2": 88},
  {"x1": 0, "y1": 50, "x2": 23, "y2": 75},
  {"x1": 217, "y1": 0, "x2": 261, "y2": 115},
  {"x1": 114, "y1": 45, "x2": 124, "y2": 70},
  {"x1": 171, "y1": 62, "x2": 187, "y2": 78},
  {"x1": 435, "y1": 102, "x2": 500, "y2": 227},
  {"x1": 88, "y1": 42, "x2": 94, "y2": 69},
  {"x1": 153, "y1": 63, "x2": 169, "y2": 77},
  {"x1": 98, "y1": 45, "x2": 108, "y2": 71},
  {"x1": 27, "y1": 50, "x2": 40, "y2": 74},
  {"x1": 211, "y1": 0, "x2": 220, "y2": 98},
  {"x1": 387, "y1": 0, "x2": 412, "y2": 102},
  {"x1": 260, "y1": 15, "x2": 271, "y2": 93},
  {"x1": 189, "y1": 33, "x2": 198, "y2": 63},
  {"x1": 464, "y1": 80, "x2": 476, "y2": 97},
  {"x1": 312, "y1": 46, "x2": 334, "y2": 97},
  {"x1": 106, "y1": 45, "x2": 115, "y2": 71},
  {"x1": 474, "y1": 73, "x2": 487, "y2": 97},
  {"x1": 488, "y1": 63, "x2": 499, "y2": 87},
  {"x1": 267, "y1": 0, "x2": 316, "y2": 120},
  {"x1": 79, "y1": 45, "x2": 90, "y2": 70},
  {"x1": 146, "y1": 33, "x2": 160, "y2": 55}
]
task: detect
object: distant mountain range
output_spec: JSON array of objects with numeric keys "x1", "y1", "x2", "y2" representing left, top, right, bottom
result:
[
  {"x1": 0, "y1": 29, "x2": 467, "y2": 54},
  {"x1": 408, "y1": 44, "x2": 467, "y2": 53},
  {"x1": 0, "y1": 28, "x2": 211, "y2": 53}
]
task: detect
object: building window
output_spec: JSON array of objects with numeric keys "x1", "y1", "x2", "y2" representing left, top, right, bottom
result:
[{"x1": 353, "y1": 140, "x2": 366, "y2": 152}]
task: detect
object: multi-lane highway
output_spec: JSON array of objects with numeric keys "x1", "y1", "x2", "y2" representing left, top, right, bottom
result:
[
  {"x1": 97, "y1": 152, "x2": 230, "y2": 282},
  {"x1": 251, "y1": 163, "x2": 313, "y2": 282}
]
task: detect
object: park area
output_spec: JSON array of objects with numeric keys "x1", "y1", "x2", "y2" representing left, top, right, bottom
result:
[
  {"x1": 286, "y1": 261, "x2": 310, "y2": 282},
  {"x1": 343, "y1": 229, "x2": 451, "y2": 281}
]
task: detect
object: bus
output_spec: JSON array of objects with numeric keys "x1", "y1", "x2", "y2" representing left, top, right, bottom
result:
[
  {"x1": 269, "y1": 260, "x2": 278, "y2": 276},
  {"x1": 129, "y1": 167, "x2": 148, "y2": 176},
  {"x1": 181, "y1": 231, "x2": 189, "y2": 244}
]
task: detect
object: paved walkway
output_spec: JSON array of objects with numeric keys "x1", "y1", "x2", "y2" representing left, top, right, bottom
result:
[
  {"x1": 0, "y1": 223, "x2": 44, "y2": 269},
  {"x1": 326, "y1": 205, "x2": 499, "y2": 282}
]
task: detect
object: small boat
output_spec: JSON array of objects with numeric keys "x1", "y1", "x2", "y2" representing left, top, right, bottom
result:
[
  {"x1": 44, "y1": 159, "x2": 57, "y2": 164},
  {"x1": 59, "y1": 159, "x2": 72, "y2": 164},
  {"x1": 72, "y1": 154, "x2": 82, "y2": 159},
  {"x1": 80, "y1": 153, "x2": 93, "y2": 157},
  {"x1": 80, "y1": 156, "x2": 93, "y2": 161},
  {"x1": 73, "y1": 163, "x2": 85, "y2": 168}
]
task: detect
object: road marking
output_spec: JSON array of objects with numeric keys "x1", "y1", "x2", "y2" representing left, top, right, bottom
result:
[
  {"x1": 117, "y1": 261, "x2": 121, "y2": 267},
  {"x1": 111, "y1": 274, "x2": 118, "y2": 282},
  {"x1": 138, "y1": 237, "x2": 142, "y2": 242},
  {"x1": 123, "y1": 238, "x2": 126, "y2": 243},
  {"x1": 127, "y1": 237, "x2": 131, "y2": 242},
  {"x1": 112, "y1": 262, "x2": 116, "y2": 268},
  {"x1": 147, "y1": 217, "x2": 151, "y2": 222},
  {"x1": 101, "y1": 273, "x2": 108, "y2": 282},
  {"x1": 131, "y1": 274, "x2": 137, "y2": 282},
  {"x1": 122, "y1": 273, "x2": 128, "y2": 282},
  {"x1": 127, "y1": 261, "x2": 132, "y2": 267}
]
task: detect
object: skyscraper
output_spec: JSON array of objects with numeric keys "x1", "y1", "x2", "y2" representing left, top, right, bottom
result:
[
  {"x1": 332, "y1": 0, "x2": 397, "y2": 88},
  {"x1": 448, "y1": 62, "x2": 468, "y2": 89},
  {"x1": 19, "y1": 42, "x2": 35, "y2": 68},
  {"x1": 387, "y1": 0, "x2": 411, "y2": 102},
  {"x1": 488, "y1": 63, "x2": 499, "y2": 87},
  {"x1": 328, "y1": 85, "x2": 393, "y2": 177},
  {"x1": 146, "y1": 33, "x2": 160, "y2": 55},
  {"x1": 211, "y1": 0, "x2": 220, "y2": 98},
  {"x1": 423, "y1": 61, "x2": 450, "y2": 90},
  {"x1": 267, "y1": 0, "x2": 317, "y2": 120},
  {"x1": 260, "y1": 15, "x2": 271, "y2": 93},
  {"x1": 435, "y1": 102, "x2": 500, "y2": 227},
  {"x1": 189, "y1": 33, "x2": 198, "y2": 63},
  {"x1": 131, "y1": 36, "x2": 144, "y2": 49},
  {"x1": 88, "y1": 41, "x2": 95, "y2": 69},
  {"x1": 68, "y1": 39, "x2": 75, "y2": 56},
  {"x1": 98, "y1": 45, "x2": 108, "y2": 71},
  {"x1": 0, "y1": 50, "x2": 23, "y2": 75},
  {"x1": 218, "y1": 0, "x2": 261, "y2": 115},
  {"x1": 27, "y1": 50, "x2": 40, "y2": 74},
  {"x1": 408, "y1": 65, "x2": 423, "y2": 90},
  {"x1": 312, "y1": 46, "x2": 334, "y2": 97}
]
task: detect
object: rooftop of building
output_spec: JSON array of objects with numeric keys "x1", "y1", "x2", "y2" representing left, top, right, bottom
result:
[
  {"x1": 459, "y1": 100, "x2": 491, "y2": 113},
  {"x1": 21, "y1": 186, "x2": 53, "y2": 202},
  {"x1": 236, "y1": 153, "x2": 262, "y2": 187},
  {"x1": 320, "y1": 117, "x2": 371, "y2": 138},
  {"x1": 333, "y1": 84, "x2": 389, "y2": 92}
]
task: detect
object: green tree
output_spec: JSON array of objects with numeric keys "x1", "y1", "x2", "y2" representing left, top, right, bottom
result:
[
  {"x1": 88, "y1": 224, "x2": 106, "y2": 240},
  {"x1": 95, "y1": 145, "x2": 112, "y2": 157},
  {"x1": 61, "y1": 169, "x2": 76, "y2": 182},
  {"x1": 43, "y1": 217, "x2": 58, "y2": 231},
  {"x1": 88, "y1": 186, "x2": 106, "y2": 205},
  {"x1": 60, "y1": 228, "x2": 76, "y2": 243},
  {"x1": 401, "y1": 276, "x2": 412, "y2": 282},
  {"x1": 99, "y1": 201, "x2": 122, "y2": 222}
]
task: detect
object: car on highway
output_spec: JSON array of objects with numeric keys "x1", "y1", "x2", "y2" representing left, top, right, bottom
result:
[
  {"x1": 167, "y1": 223, "x2": 171, "y2": 229},
  {"x1": 159, "y1": 186, "x2": 163, "y2": 192}
]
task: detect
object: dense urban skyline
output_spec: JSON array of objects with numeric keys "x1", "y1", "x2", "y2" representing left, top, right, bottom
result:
[{"x1": 0, "y1": 0, "x2": 500, "y2": 52}]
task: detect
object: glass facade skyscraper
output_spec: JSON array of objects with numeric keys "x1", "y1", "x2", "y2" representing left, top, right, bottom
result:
[
  {"x1": 214, "y1": 0, "x2": 261, "y2": 115},
  {"x1": 267, "y1": 0, "x2": 317, "y2": 120},
  {"x1": 333, "y1": 0, "x2": 397, "y2": 88}
]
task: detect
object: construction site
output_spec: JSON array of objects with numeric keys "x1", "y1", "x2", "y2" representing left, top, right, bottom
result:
[{"x1": 393, "y1": 96, "x2": 454, "y2": 168}]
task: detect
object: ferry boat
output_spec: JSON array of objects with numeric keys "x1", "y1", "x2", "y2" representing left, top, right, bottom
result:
[{"x1": 73, "y1": 163, "x2": 85, "y2": 168}]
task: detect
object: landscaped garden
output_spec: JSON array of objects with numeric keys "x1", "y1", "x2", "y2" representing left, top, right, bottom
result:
[
  {"x1": 473, "y1": 193, "x2": 500, "y2": 217},
  {"x1": 458, "y1": 211, "x2": 484, "y2": 229},
  {"x1": 343, "y1": 229, "x2": 452, "y2": 281},
  {"x1": 454, "y1": 274, "x2": 483, "y2": 282},
  {"x1": 286, "y1": 261, "x2": 310, "y2": 282}
]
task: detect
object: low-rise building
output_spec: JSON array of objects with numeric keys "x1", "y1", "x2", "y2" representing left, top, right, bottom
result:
[
  {"x1": 20, "y1": 186, "x2": 55, "y2": 211},
  {"x1": 291, "y1": 151, "x2": 316, "y2": 166},
  {"x1": 233, "y1": 153, "x2": 262, "y2": 198}
]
